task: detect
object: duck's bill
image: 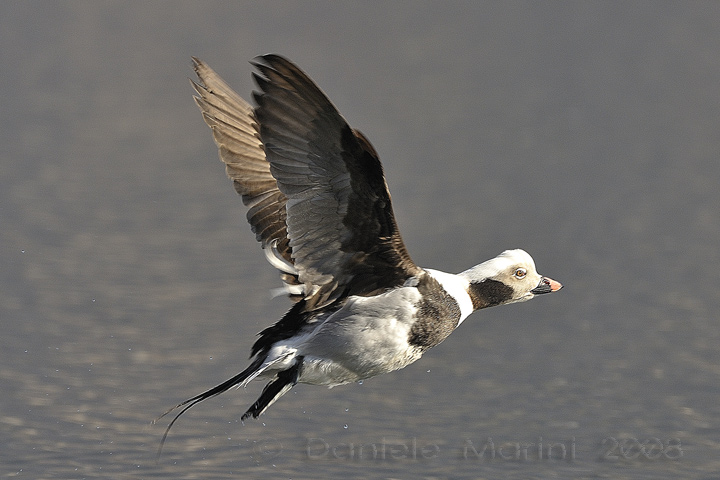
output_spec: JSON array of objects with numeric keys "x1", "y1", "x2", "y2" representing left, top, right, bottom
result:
[{"x1": 530, "y1": 276, "x2": 563, "y2": 295}]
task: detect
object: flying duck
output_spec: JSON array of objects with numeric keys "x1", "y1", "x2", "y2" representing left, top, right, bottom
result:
[{"x1": 158, "y1": 54, "x2": 562, "y2": 447}]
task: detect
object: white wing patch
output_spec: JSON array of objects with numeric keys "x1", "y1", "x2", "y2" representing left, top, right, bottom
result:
[
  {"x1": 263, "y1": 239, "x2": 315, "y2": 298},
  {"x1": 263, "y1": 239, "x2": 298, "y2": 275}
]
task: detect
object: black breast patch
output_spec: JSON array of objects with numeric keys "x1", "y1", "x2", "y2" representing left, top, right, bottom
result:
[{"x1": 408, "y1": 274, "x2": 462, "y2": 350}]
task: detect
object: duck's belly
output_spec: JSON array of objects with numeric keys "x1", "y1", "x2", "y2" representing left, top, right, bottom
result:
[
  {"x1": 298, "y1": 343, "x2": 423, "y2": 386},
  {"x1": 296, "y1": 287, "x2": 425, "y2": 386}
]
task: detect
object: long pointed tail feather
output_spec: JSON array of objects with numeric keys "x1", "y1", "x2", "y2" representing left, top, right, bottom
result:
[{"x1": 154, "y1": 355, "x2": 265, "y2": 459}]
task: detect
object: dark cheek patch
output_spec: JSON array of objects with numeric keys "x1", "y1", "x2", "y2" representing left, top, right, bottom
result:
[{"x1": 467, "y1": 279, "x2": 514, "y2": 310}]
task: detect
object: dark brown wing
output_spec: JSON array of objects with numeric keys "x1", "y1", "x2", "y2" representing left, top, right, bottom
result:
[
  {"x1": 192, "y1": 55, "x2": 420, "y2": 310},
  {"x1": 192, "y1": 58, "x2": 302, "y2": 299},
  {"x1": 251, "y1": 54, "x2": 420, "y2": 309}
]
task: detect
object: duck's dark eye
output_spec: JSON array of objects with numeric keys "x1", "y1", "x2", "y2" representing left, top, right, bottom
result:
[{"x1": 514, "y1": 268, "x2": 527, "y2": 279}]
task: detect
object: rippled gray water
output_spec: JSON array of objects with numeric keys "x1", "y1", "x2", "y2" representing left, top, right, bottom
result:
[{"x1": 3, "y1": 3, "x2": 720, "y2": 478}]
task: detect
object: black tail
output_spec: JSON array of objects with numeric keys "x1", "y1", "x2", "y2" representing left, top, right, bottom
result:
[
  {"x1": 154, "y1": 355, "x2": 264, "y2": 459},
  {"x1": 155, "y1": 356, "x2": 302, "y2": 459}
]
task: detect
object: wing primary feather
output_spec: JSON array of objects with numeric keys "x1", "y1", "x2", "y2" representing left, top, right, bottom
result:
[{"x1": 193, "y1": 54, "x2": 421, "y2": 310}]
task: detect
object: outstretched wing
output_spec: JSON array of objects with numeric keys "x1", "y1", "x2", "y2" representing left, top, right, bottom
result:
[
  {"x1": 251, "y1": 54, "x2": 419, "y2": 308},
  {"x1": 192, "y1": 58, "x2": 302, "y2": 299},
  {"x1": 192, "y1": 55, "x2": 419, "y2": 310}
]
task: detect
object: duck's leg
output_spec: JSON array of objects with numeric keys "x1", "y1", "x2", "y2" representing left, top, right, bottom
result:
[{"x1": 241, "y1": 357, "x2": 303, "y2": 420}]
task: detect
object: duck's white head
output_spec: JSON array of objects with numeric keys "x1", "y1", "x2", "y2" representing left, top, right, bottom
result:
[{"x1": 460, "y1": 249, "x2": 562, "y2": 310}]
